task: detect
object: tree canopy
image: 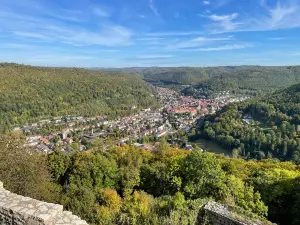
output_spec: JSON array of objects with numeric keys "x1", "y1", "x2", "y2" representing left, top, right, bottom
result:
[{"x1": 0, "y1": 63, "x2": 158, "y2": 131}]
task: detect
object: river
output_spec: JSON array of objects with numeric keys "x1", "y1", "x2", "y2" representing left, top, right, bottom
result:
[{"x1": 195, "y1": 139, "x2": 232, "y2": 157}]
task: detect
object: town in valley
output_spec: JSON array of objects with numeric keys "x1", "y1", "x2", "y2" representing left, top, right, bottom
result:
[{"x1": 15, "y1": 87, "x2": 249, "y2": 153}]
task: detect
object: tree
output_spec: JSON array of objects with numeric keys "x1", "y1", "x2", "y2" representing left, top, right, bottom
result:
[
  {"x1": 48, "y1": 149, "x2": 70, "y2": 184},
  {"x1": 181, "y1": 151, "x2": 227, "y2": 200},
  {"x1": 0, "y1": 134, "x2": 57, "y2": 201},
  {"x1": 118, "y1": 191, "x2": 152, "y2": 225},
  {"x1": 225, "y1": 175, "x2": 268, "y2": 216}
]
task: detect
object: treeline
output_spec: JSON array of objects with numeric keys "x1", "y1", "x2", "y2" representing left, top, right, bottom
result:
[
  {"x1": 0, "y1": 63, "x2": 158, "y2": 131},
  {"x1": 1, "y1": 134, "x2": 300, "y2": 225},
  {"x1": 182, "y1": 66, "x2": 300, "y2": 98},
  {"x1": 106, "y1": 66, "x2": 300, "y2": 98},
  {"x1": 194, "y1": 82, "x2": 300, "y2": 164}
]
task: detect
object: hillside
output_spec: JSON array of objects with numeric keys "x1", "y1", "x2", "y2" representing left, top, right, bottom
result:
[
  {"x1": 106, "y1": 66, "x2": 300, "y2": 98},
  {"x1": 181, "y1": 66, "x2": 300, "y2": 98},
  {"x1": 0, "y1": 63, "x2": 158, "y2": 130},
  {"x1": 193, "y1": 82, "x2": 300, "y2": 164}
]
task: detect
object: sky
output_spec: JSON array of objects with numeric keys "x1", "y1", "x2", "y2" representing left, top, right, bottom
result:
[{"x1": 0, "y1": 0, "x2": 300, "y2": 67}]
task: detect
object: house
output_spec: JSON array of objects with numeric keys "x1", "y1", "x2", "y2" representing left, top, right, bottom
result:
[
  {"x1": 27, "y1": 135, "x2": 42, "y2": 142},
  {"x1": 157, "y1": 130, "x2": 167, "y2": 138},
  {"x1": 61, "y1": 128, "x2": 72, "y2": 139},
  {"x1": 36, "y1": 144, "x2": 52, "y2": 153},
  {"x1": 134, "y1": 143, "x2": 144, "y2": 148},
  {"x1": 64, "y1": 138, "x2": 73, "y2": 144},
  {"x1": 55, "y1": 119, "x2": 62, "y2": 124},
  {"x1": 40, "y1": 137, "x2": 50, "y2": 145},
  {"x1": 143, "y1": 144, "x2": 154, "y2": 151}
]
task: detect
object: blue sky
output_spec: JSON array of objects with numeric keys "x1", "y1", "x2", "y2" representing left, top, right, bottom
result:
[{"x1": 0, "y1": 0, "x2": 300, "y2": 67}]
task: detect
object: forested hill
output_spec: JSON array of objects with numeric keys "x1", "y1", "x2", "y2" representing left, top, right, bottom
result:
[
  {"x1": 0, "y1": 63, "x2": 158, "y2": 129},
  {"x1": 183, "y1": 66, "x2": 300, "y2": 98},
  {"x1": 194, "y1": 82, "x2": 300, "y2": 164},
  {"x1": 267, "y1": 82, "x2": 300, "y2": 106},
  {"x1": 106, "y1": 66, "x2": 300, "y2": 97}
]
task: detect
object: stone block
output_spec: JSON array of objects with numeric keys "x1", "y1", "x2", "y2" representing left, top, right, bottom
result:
[{"x1": 0, "y1": 180, "x2": 88, "y2": 225}]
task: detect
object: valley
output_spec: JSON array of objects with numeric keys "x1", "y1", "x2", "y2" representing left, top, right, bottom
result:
[
  {"x1": 2, "y1": 0, "x2": 300, "y2": 224},
  {"x1": 1, "y1": 64, "x2": 300, "y2": 225}
]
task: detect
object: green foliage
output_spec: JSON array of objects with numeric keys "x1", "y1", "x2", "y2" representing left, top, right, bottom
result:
[
  {"x1": 0, "y1": 63, "x2": 158, "y2": 130},
  {"x1": 181, "y1": 66, "x2": 300, "y2": 98},
  {"x1": 108, "y1": 66, "x2": 300, "y2": 97},
  {"x1": 2, "y1": 133, "x2": 300, "y2": 225},
  {"x1": 181, "y1": 150, "x2": 227, "y2": 200},
  {"x1": 0, "y1": 134, "x2": 59, "y2": 201},
  {"x1": 195, "y1": 82, "x2": 300, "y2": 163},
  {"x1": 48, "y1": 149, "x2": 71, "y2": 184},
  {"x1": 225, "y1": 175, "x2": 268, "y2": 216},
  {"x1": 68, "y1": 152, "x2": 119, "y2": 189}
]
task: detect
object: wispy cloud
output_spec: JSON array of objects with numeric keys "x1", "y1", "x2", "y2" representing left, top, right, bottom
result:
[
  {"x1": 268, "y1": 37, "x2": 285, "y2": 40},
  {"x1": 125, "y1": 55, "x2": 175, "y2": 61},
  {"x1": 137, "y1": 37, "x2": 165, "y2": 41},
  {"x1": 146, "y1": 31, "x2": 202, "y2": 36},
  {"x1": 174, "y1": 13, "x2": 186, "y2": 19},
  {"x1": 11, "y1": 31, "x2": 51, "y2": 40},
  {"x1": 207, "y1": 13, "x2": 243, "y2": 33},
  {"x1": 209, "y1": 13, "x2": 238, "y2": 21},
  {"x1": 9, "y1": 25, "x2": 133, "y2": 47},
  {"x1": 167, "y1": 36, "x2": 234, "y2": 49},
  {"x1": 0, "y1": 43, "x2": 35, "y2": 49},
  {"x1": 46, "y1": 12, "x2": 85, "y2": 23},
  {"x1": 257, "y1": 0, "x2": 300, "y2": 30},
  {"x1": 0, "y1": 3, "x2": 133, "y2": 47},
  {"x1": 289, "y1": 52, "x2": 300, "y2": 56},
  {"x1": 93, "y1": 7, "x2": 110, "y2": 17},
  {"x1": 149, "y1": 0, "x2": 160, "y2": 16},
  {"x1": 0, "y1": 0, "x2": 299, "y2": 67},
  {"x1": 205, "y1": 0, "x2": 300, "y2": 33},
  {"x1": 189, "y1": 44, "x2": 250, "y2": 51},
  {"x1": 214, "y1": 0, "x2": 234, "y2": 8}
]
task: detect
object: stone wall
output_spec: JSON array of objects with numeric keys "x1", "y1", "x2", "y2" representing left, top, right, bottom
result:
[
  {"x1": 0, "y1": 179, "x2": 276, "y2": 225},
  {"x1": 0, "y1": 182, "x2": 88, "y2": 225},
  {"x1": 201, "y1": 201, "x2": 275, "y2": 225}
]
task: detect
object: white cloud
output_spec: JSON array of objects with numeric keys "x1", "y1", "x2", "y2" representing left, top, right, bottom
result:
[
  {"x1": 203, "y1": 1, "x2": 210, "y2": 5},
  {"x1": 268, "y1": 37, "x2": 285, "y2": 40},
  {"x1": 66, "y1": 26, "x2": 133, "y2": 46},
  {"x1": 11, "y1": 31, "x2": 51, "y2": 40},
  {"x1": 206, "y1": 0, "x2": 300, "y2": 33},
  {"x1": 189, "y1": 44, "x2": 250, "y2": 51},
  {"x1": 146, "y1": 31, "x2": 202, "y2": 36},
  {"x1": 207, "y1": 13, "x2": 242, "y2": 32},
  {"x1": 168, "y1": 36, "x2": 233, "y2": 49},
  {"x1": 10, "y1": 25, "x2": 133, "y2": 47},
  {"x1": 125, "y1": 55, "x2": 175, "y2": 61},
  {"x1": 0, "y1": 43, "x2": 35, "y2": 49},
  {"x1": 0, "y1": 3, "x2": 133, "y2": 47},
  {"x1": 137, "y1": 37, "x2": 165, "y2": 41},
  {"x1": 149, "y1": 0, "x2": 160, "y2": 16},
  {"x1": 258, "y1": 1, "x2": 300, "y2": 30},
  {"x1": 209, "y1": 13, "x2": 238, "y2": 21},
  {"x1": 93, "y1": 7, "x2": 110, "y2": 17},
  {"x1": 214, "y1": 0, "x2": 234, "y2": 8},
  {"x1": 136, "y1": 55, "x2": 174, "y2": 59}
]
